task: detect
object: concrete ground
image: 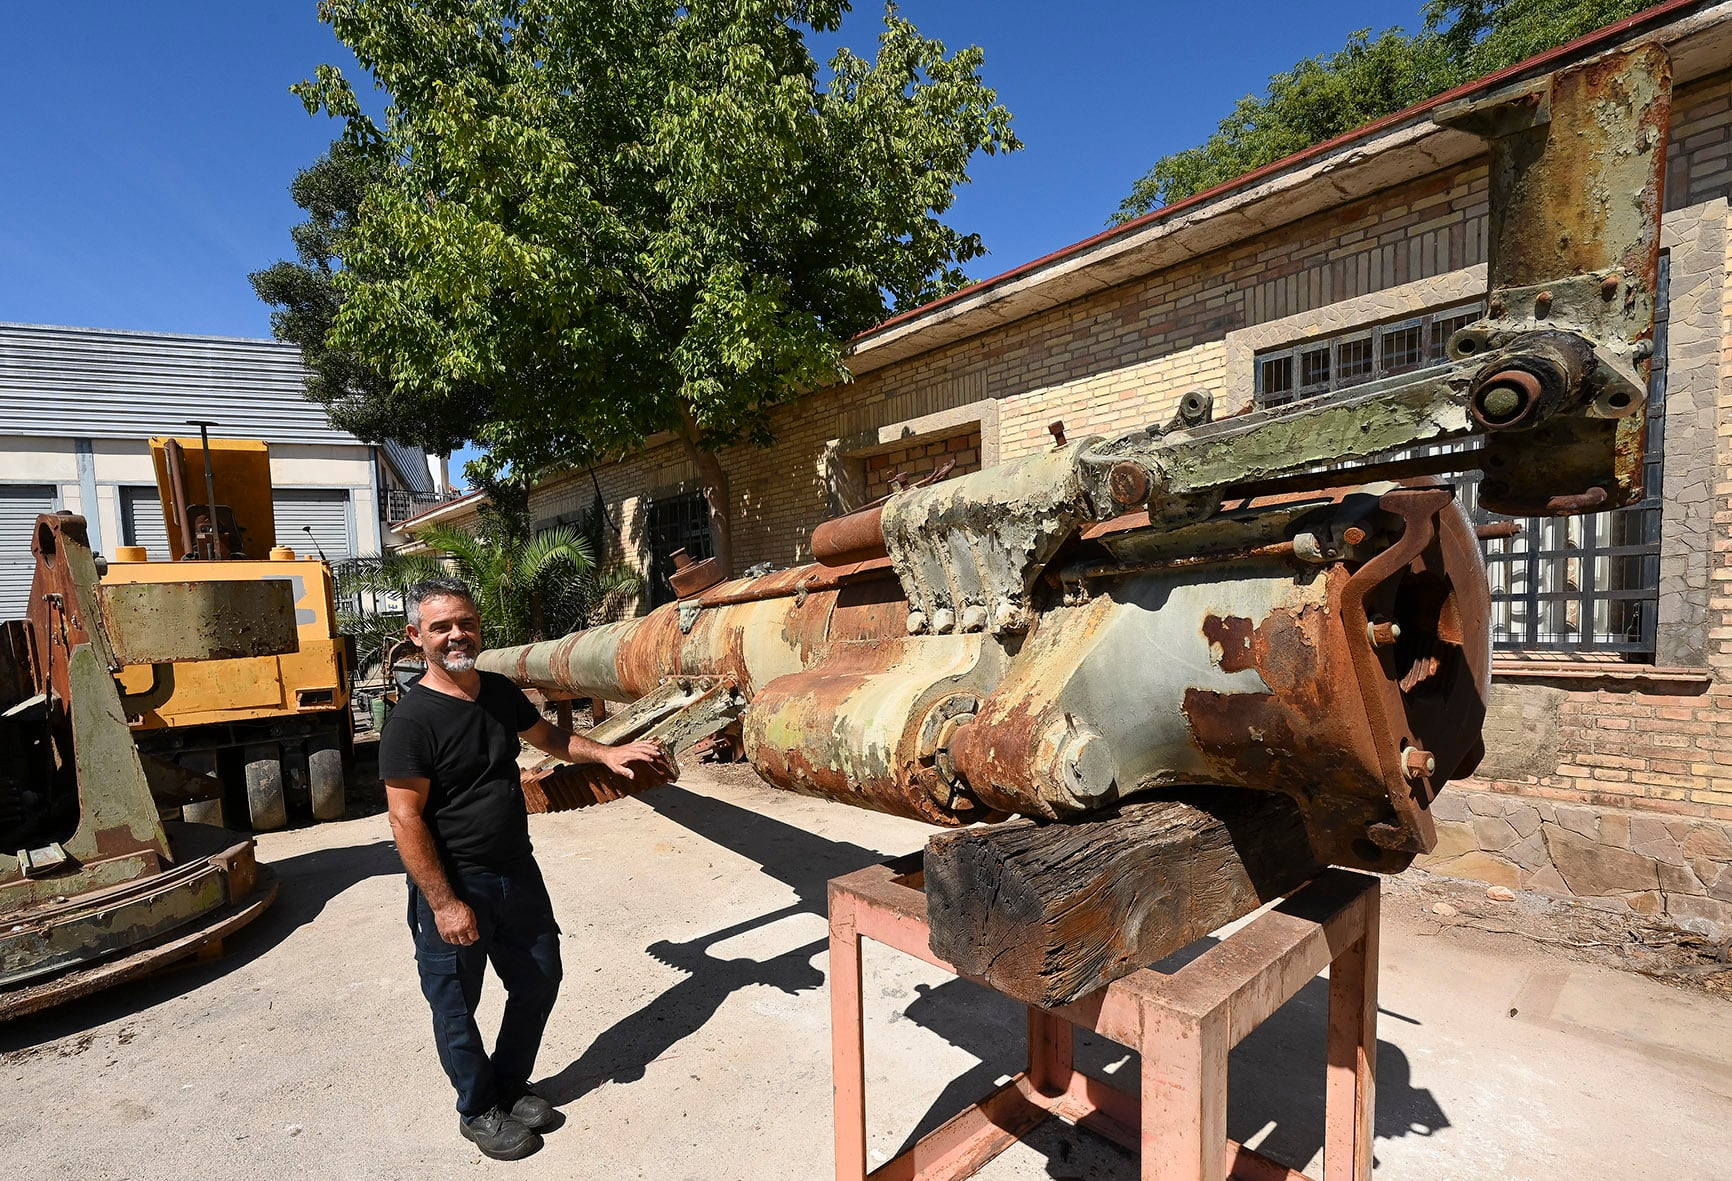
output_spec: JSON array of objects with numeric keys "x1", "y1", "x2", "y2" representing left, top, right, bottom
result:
[{"x1": 4, "y1": 765, "x2": 1730, "y2": 1180}]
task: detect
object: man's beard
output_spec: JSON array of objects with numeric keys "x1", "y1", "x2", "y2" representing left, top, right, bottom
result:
[{"x1": 436, "y1": 645, "x2": 477, "y2": 672}]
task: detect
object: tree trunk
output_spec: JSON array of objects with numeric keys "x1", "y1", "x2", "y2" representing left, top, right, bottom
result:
[
  {"x1": 675, "y1": 405, "x2": 734, "y2": 575},
  {"x1": 923, "y1": 790, "x2": 1322, "y2": 1007}
]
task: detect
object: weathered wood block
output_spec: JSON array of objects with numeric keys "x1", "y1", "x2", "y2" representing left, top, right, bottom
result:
[{"x1": 924, "y1": 789, "x2": 1323, "y2": 1007}]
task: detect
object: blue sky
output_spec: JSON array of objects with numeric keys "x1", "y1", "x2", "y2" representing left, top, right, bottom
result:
[{"x1": 1, "y1": 1, "x2": 1429, "y2": 478}]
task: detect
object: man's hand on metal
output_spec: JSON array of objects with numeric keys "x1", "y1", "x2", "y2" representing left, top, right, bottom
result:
[
  {"x1": 603, "y1": 739, "x2": 676, "y2": 782},
  {"x1": 433, "y1": 900, "x2": 480, "y2": 946}
]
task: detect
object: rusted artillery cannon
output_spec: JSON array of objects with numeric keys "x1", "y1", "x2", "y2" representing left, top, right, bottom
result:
[{"x1": 481, "y1": 45, "x2": 1671, "y2": 1005}]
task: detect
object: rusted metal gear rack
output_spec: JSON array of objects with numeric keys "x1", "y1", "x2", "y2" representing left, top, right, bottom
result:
[{"x1": 827, "y1": 860, "x2": 1379, "y2": 1181}]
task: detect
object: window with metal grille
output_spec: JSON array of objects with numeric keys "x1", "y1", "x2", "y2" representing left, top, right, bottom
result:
[
  {"x1": 1255, "y1": 303, "x2": 1484, "y2": 407},
  {"x1": 1251, "y1": 270, "x2": 1668, "y2": 659},
  {"x1": 646, "y1": 490, "x2": 713, "y2": 608}
]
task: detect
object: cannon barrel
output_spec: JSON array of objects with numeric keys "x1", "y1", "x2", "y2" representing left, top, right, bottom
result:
[{"x1": 480, "y1": 482, "x2": 1491, "y2": 872}]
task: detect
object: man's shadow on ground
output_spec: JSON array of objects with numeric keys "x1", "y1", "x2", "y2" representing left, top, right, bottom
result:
[
  {"x1": 540, "y1": 783, "x2": 1449, "y2": 1178},
  {"x1": 539, "y1": 784, "x2": 887, "y2": 1102},
  {"x1": 0, "y1": 835, "x2": 402, "y2": 1051}
]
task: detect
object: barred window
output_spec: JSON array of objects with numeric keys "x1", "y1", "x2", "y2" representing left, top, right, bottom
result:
[
  {"x1": 1254, "y1": 303, "x2": 1481, "y2": 407},
  {"x1": 1250, "y1": 271, "x2": 1669, "y2": 660},
  {"x1": 646, "y1": 490, "x2": 713, "y2": 608}
]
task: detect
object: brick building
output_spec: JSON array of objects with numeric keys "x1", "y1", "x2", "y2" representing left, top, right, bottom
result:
[{"x1": 406, "y1": 3, "x2": 1732, "y2": 929}]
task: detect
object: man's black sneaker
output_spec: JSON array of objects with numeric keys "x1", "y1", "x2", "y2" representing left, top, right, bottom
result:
[
  {"x1": 459, "y1": 1106, "x2": 542, "y2": 1160},
  {"x1": 499, "y1": 1080, "x2": 555, "y2": 1131}
]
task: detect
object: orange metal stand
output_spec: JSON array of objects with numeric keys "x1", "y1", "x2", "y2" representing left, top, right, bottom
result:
[{"x1": 828, "y1": 859, "x2": 1379, "y2": 1181}]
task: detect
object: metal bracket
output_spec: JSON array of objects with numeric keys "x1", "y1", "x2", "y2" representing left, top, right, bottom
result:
[{"x1": 15, "y1": 843, "x2": 69, "y2": 878}]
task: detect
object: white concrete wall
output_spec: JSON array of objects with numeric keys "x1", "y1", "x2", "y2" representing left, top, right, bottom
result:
[{"x1": 0, "y1": 435, "x2": 386, "y2": 558}]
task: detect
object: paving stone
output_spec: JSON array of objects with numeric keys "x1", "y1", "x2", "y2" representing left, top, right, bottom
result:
[
  {"x1": 1630, "y1": 816, "x2": 1686, "y2": 866},
  {"x1": 1505, "y1": 828, "x2": 1549, "y2": 872},
  {"x1": 1420, "y1": 821, "x2": 1478, "y2": 863},
  {"x1": 1429, "y1": 793, "x2": 1471, "y2": 823},
  {"x1": 1426, "y1": 850, "x2": 1523, "y2": 889},
  {"x1": 1683, "y1": 823, "x2": 1732, "y2": 861},
  {"x1": 1600, "y1": 812, "x2": 1631, "y2": 850},
  {"x1": 1547, "y1": 827, "x2": 1660, "y2": 896},
  {"x1": 1465, "y1": 793, "x2": 1509, "y2": 817},
  {"x1": 1471, "y1": 814, "x2": 1521, "y2": 853},
  {"x1": 1699, "y1": 861, "x2": 1732, "y2": 904},
  {"x1": 1506, "y1": 805, "x2": 1542, "y2": 840},
  {"x1": 1554, "y1": 806, "x2": 1600, "y2": 840},
  {"x1": 1659, "y1": 860, "x2": 1707, "y2": 896},
  {"x1": 1523, "y1": 865, "x2": 1570, "y2": 895},
  {"x1": 1665, "y1": 894, "x2": 1732, "y2": 937},
  {"x1": 1627, "y1": 891, "x2": 1663, "y2": 916}
]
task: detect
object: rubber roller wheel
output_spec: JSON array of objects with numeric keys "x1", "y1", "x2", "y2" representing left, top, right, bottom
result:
[
  {"x1": 307, "y1": 729, "x2": 346, "y2": 822},
  {"x1": 243, "y1": 743, "x2": 288, "y2": 831}
]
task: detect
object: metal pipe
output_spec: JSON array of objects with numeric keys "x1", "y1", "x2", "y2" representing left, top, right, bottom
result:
[
  {"x1": 186, "y1": 420, "x2": 227, "y2": 558},
  {"x1": 811, "y1": 503, "x2": 888, "y2": 567},
  {"x1": 162, "y1": 438, "x2": 197, "y2": 560}
]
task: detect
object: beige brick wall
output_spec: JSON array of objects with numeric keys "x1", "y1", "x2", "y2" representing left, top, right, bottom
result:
[{"x1": 996, "y1": 342, "x2": 1227, "y2": 462}]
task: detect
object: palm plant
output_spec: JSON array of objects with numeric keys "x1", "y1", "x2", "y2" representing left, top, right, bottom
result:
[
  {"x1": 336, "y1": 518, "x2": 643, "y2": 673},
  {"x1": 413, "y1": 521, "x2": 637, "y2": 648}
]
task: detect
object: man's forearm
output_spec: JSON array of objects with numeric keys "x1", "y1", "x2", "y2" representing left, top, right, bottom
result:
[
  {"x1": 389, "y1": 810, "x2": 459, "y2": 910},
  {"x1": 561, "y1": 727, "x2": 616, "y2": 761},
  {"x1": 546, "y1": 726, "x2": 615, "y2": 766}
]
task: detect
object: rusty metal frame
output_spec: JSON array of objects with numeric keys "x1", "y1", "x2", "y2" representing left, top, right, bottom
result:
[{"x1": 829, "y1": 860, "x2": 1379, "y2": 1181}]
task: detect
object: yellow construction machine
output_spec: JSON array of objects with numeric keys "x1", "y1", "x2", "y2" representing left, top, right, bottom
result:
[
  {"x1": 103, "y1": 433, "x2": 354, "y2": 831},
  {"x1": 1, "y1": 512, "x2": 287, "y2": 1019}
]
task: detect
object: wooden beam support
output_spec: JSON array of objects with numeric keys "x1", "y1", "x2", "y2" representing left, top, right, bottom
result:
[{"x1": 923, "y1": 790, "x2": 1323, "y2": 1008}]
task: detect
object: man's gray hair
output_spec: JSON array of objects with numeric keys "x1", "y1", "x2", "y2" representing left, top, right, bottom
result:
[{"x1": 405, "y1": 577, "x2": 477, "y2": 627}]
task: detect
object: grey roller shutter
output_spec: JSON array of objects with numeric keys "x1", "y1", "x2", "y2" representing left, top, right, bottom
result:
[
  {"x1": 119, "y1": 485, "x2": 173, "y2": 560},
  {"x1": 272, "y1": 489, "x2": 353, "y2": 561},
  {"x1": 0, "y1": 486, "x2": 57, "y2": 618}
]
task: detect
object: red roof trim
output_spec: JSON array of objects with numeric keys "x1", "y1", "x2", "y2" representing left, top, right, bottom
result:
[{"x1": 854, "y1": 0, "x2": 1709, "y2": 345}]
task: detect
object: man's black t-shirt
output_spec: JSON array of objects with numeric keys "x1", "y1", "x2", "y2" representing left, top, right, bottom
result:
[{"x1": 378, "y1": 670, "x2": 541, "y2": 875}]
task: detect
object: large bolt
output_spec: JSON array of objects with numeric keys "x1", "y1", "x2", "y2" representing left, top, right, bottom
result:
[
  {"x1": 1471, "y1": 368, "x2": 1544, "y2": 428},
  {"x1": 931, "y1": 608, "x2": 956, "y2": 635},
  {"x1": 1367, "y1": 619, "x2": 1401, "y2": 647},
  {"x1": 1107, "y1": 461, "x2": 1151, "y2": 508},
  {"x1": 1343, "y1": 526, "x2": 1368, "y2": 547},
  {"x1": 906, "y1": 611, "x2": 927, "y2": 635},
  {"x1": 1058, "y1": 728, "x2": 1119, "y2": 805},
  {"x1": 1402, "y1": 748, "x2": 1437, "y2": 780}
]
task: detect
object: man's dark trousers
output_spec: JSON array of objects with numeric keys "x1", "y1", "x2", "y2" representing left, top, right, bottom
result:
[{"x1": 407, "y1": 859, "x2": 563, "y2": 1116}]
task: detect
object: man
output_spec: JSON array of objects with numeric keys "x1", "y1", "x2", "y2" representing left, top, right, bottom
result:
[{"x1": 380, "y1": 576, "x2": 670, "y2": 1160}]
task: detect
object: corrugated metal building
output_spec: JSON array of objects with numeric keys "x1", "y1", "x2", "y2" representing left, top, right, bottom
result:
[{"x1": 0, "y1": 322, "x2": 440, "y2": 613}]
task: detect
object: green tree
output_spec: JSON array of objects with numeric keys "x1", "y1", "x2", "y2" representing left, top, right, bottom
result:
[
  {"x1": 1112, "y1": 0, "x2": 1647, "y2": 223},
  {"x1": 288, "y1": 0, "x2": 1019, "y2": 572},
  {"x1": 248, "y1": 142, "x2": 472, "y2": 454}
]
